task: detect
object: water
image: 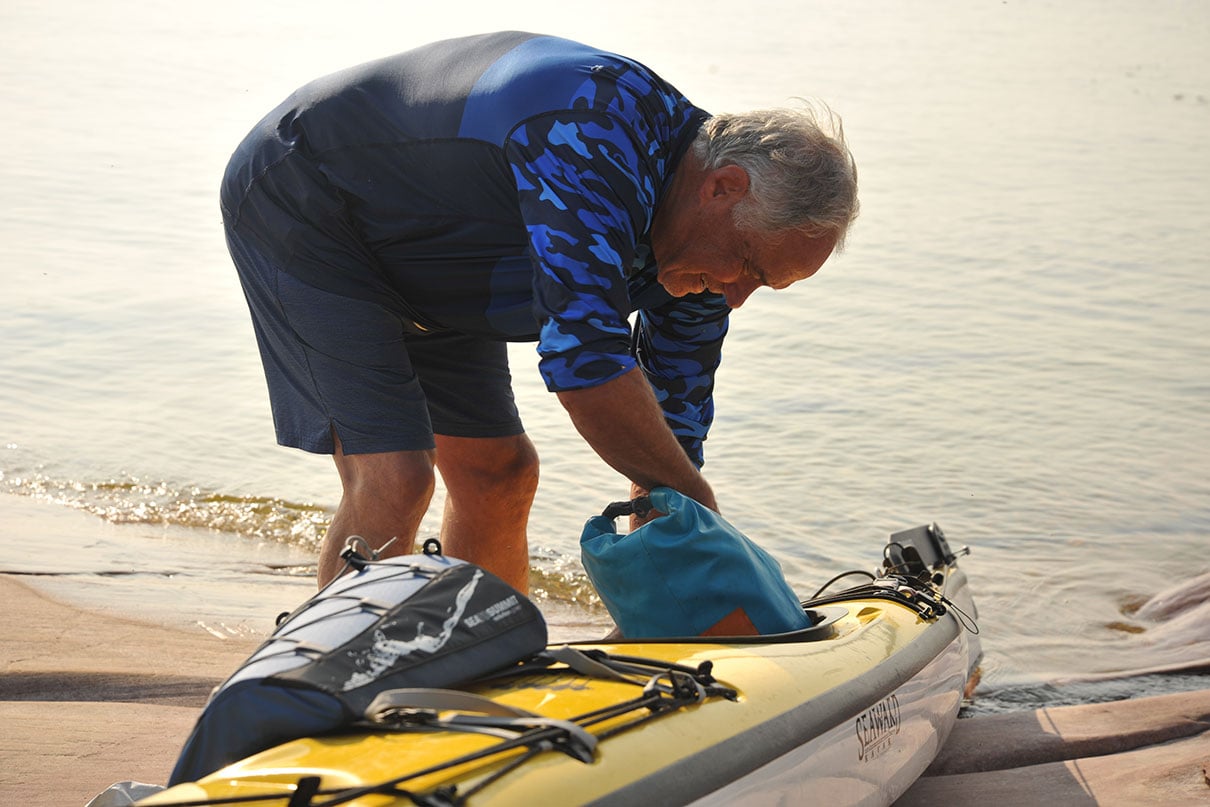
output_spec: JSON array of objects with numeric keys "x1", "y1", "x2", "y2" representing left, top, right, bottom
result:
[{"x1": 3, "y1": 0, "x2": 1209, "y2": 702}]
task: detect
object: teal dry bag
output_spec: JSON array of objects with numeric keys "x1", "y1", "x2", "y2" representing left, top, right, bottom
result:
[{"x1": 580, "y1": 487, "x2": 812, "y2": 638}]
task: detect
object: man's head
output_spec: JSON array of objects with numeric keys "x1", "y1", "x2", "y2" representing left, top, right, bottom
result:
[{"x1": 652, "y1": 104, "x2": 859, "y2": 308}]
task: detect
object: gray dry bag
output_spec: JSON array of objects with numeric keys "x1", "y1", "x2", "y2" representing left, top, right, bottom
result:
[{"x1": 169, "y1": 548, "x2": 547, "y2": 785}]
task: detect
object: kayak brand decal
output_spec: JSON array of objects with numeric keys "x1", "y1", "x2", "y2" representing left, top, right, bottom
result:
[{"x1": 855, "y1": 694, "x2": 901, "y2": 761}]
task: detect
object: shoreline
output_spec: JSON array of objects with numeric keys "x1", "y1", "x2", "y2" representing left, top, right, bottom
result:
[{"x1": 0, "y1": 491, "x2": 609, "y2": 641}]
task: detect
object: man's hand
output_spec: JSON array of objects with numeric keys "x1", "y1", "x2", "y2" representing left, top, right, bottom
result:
[{"x1": 628, "y1": 482, "x2": 661, "y2": 530}]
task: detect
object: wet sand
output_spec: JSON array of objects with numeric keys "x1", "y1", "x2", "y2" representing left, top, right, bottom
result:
[
  {"x1": 898, "y1": 686, "x2": 1210, "y2": 805},
  {"x1": 3, "y1": 570, "x2": 1208, "y2": 805},
  {"x1": 0, "y1": 575, "x2": 257, "y2": 805}
]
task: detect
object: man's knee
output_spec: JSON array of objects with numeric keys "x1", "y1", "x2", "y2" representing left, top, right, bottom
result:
[
  {"x1": 493, "y1": 435, "x2": 540, "y2": 495},
  {"x1": 334, "y1": 447, "x2": 438, "y2": 510},
  {"x1": 437, "y1": 434, "x2": 540, "y2": 500}
]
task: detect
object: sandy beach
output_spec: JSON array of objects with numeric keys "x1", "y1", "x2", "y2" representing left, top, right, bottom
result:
[
  {"x1": 0, "y1": 575, "x2": 257, "y2": 805},
  {"x1": 3, "y1": 570, "x2": 1208, "y2": 806}
]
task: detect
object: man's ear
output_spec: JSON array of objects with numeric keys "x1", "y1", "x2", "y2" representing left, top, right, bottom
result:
[{"x1": 701, "y1": 164, "x2": 750, "y2": 202}]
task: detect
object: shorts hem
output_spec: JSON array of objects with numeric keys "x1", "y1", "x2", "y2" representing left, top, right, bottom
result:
[
  {"x1": 276, "y1": 431, "x2": 437, "y2": 456},
  {"x1": 432, "y1": 420, "x2": 526, "y2": 439}
]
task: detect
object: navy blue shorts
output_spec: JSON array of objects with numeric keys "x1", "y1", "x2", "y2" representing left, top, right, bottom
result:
[{"x1": 226, "y1": 227, "x2": 524, "y2": 455}]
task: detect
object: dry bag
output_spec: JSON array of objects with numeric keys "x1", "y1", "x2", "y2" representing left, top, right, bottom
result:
[
  {"x1": 580, "y1": 487, "x2": 811, "y2": 638},
  {"x1": 169, "y1": 548, "x2": 546, "y2": 785}
]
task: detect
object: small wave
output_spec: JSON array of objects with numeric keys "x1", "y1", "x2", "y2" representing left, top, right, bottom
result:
[
  {"x1": 524, "y1": 543, "x2": 602, "y2": 611},
  {"x1": 2, "y1": 470, "x2": 331, "y2": 550},
  {"x1": 1, "y1": 469, "x2": 602, "y2": 610}
]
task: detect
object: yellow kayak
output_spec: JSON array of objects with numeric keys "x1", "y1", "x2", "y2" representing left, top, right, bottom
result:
[{"x1": 142, "y1": 524, "x2": 979, "y2": 807}]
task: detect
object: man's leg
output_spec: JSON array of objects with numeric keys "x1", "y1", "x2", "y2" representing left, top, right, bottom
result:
[
  {"x1": 319, "y1": 433, "x2": 438, "y2": 586},
  {"x1": 434, "y1": 433, "x2": 539, "y2": 593}
]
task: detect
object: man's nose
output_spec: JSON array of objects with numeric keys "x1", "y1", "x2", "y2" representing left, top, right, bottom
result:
[{"x1": 723, "y1": 276, "x2": 761, "y2": 309}]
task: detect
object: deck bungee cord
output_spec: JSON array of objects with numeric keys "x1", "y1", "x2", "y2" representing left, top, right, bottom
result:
[
  {"x1": 803, "y1": 572, "x2": 980, "y2": 635},
  {"x1": 804, "y1": 524, "x2": 980, "y2": 636}
]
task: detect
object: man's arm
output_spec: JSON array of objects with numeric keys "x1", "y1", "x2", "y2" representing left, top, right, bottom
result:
[
  {"x1": 556, "y1": 367, "x2": 717, "y2": 512},
  {"x1": 633, "y1": 292, "x2": 729, "y2": 469}
]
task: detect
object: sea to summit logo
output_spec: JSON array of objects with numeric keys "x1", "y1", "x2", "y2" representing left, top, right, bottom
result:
[
  {"x1": 464, "y1": 594, "x2": 521, "y2": 627},
  {"x1": 855, "y1": 694, "x2": 901, "y2": 761}
]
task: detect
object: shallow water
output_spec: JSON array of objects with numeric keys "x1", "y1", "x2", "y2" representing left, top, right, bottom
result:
[{"x1": 3, "y1": 0, "x2": 1209, "y2": 702}]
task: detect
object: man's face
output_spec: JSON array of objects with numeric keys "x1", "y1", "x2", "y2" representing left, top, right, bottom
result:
[{"x1": 655, "y1": 216, "x2": 837, "y2": 309}]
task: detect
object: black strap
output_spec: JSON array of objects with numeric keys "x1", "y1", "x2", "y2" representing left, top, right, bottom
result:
[{"x1": 600, "y1": 495, "x2": 653, "y2": 521}]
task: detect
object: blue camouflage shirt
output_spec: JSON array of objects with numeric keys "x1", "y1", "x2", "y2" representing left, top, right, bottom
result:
[{"x1": 221, "y1": 31, "x2": 729, "y2": 466}]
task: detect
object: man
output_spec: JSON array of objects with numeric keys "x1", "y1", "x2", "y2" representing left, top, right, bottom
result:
[{"x1": 222, "y1": 31, "x2": 858, "y2": 591}]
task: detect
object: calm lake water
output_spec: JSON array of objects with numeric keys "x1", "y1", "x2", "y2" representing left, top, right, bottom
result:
[{"x1": 3, "y1": 0, "x2": 1208, "y2": 700}]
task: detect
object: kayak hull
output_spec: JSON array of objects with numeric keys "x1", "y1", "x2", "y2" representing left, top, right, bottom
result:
[{"x1": 689, "y1": 592, "x2": 975, "y2": 806}]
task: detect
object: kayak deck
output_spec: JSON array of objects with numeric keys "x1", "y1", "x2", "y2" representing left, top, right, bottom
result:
[{"x1": 143, "y1": 586, "x2": 973, "y2": 807}]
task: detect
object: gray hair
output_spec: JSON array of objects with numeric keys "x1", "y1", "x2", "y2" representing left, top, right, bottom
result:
[{"x1": 692, "y1": 103, "x2": 859, "y2": 248}]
